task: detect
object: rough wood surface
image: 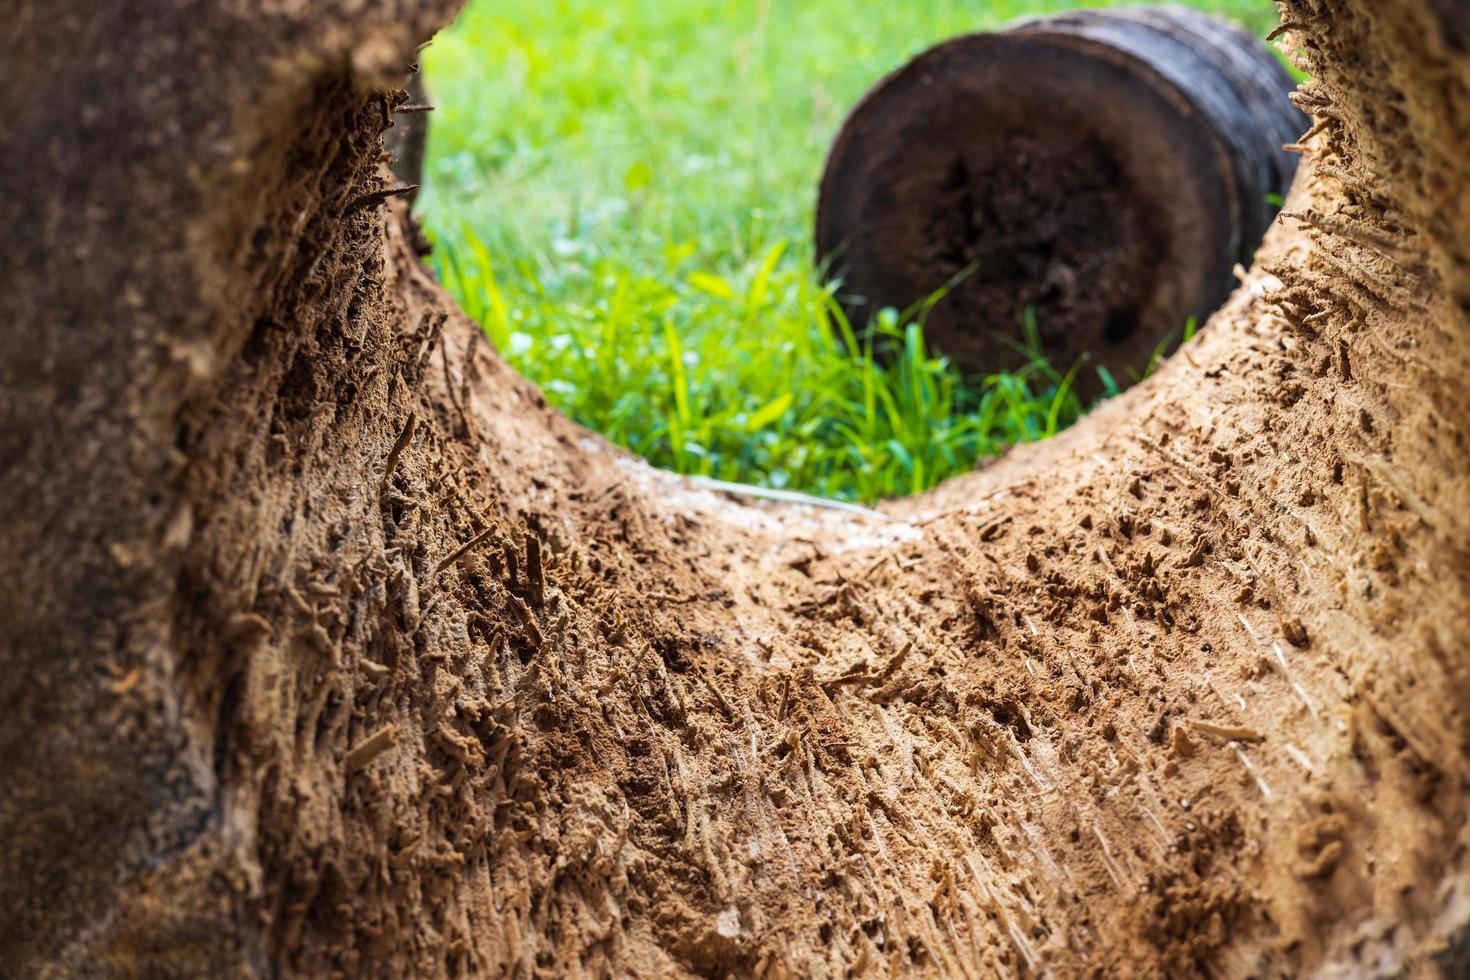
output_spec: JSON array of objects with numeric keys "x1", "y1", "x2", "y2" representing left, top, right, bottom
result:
[{"x1": 2, "y1": 1, "x2": 1468, "y2": 976}]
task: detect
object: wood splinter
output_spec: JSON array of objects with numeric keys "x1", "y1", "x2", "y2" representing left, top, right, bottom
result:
[
  {"x1": 343, "y1": 184, "x2": 420, "y2": 217},
  {"x1": 433, "y1": 525, "x2": 496, "y2": 578},
  {"x1": 525, "y1": 534, "x2": 546, "y2": 607},
  {"x1": 344, "y1": 723, "x2": 400, "y2": 774},
  {"x1": 1187, "y1": 718, "x2": 1265, "y2": 744},
  {"x1": 820, "y1": 640, "x2": 913, "y2": 691},
  {"x1": 380, "y1": 413, "x2": 417, "y2": 486}
]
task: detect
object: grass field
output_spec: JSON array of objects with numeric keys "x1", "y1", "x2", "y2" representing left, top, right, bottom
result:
[{"x1": 419, "y1": 0, "x2": 1280, "y2": 501}]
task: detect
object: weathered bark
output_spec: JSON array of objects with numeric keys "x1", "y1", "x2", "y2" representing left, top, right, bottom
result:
[{"x1": 2, "y1": 1, "x2": 1468, "y2": 977}]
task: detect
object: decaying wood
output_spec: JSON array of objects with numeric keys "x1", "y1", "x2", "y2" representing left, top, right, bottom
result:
[{"x1": 2, "y1": 1, "x2": 1470, "y2": 977}]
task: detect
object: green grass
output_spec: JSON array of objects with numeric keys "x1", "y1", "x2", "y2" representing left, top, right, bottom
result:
[{"x1": 419, "y1": 0, "x2": 1279, "y2": 502}]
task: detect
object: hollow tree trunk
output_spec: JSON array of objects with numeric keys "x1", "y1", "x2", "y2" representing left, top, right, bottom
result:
[{"x1": 2, "y1": 1, "x2": 1468, "y2": 976}]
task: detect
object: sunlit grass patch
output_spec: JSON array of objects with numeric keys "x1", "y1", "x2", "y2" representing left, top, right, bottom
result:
[{"x1": 433, "y1": 224, "x2": 1094, "y2": 502}]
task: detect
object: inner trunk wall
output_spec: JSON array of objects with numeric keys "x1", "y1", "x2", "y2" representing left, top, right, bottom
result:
[{"x1": 2, "y1": 0, "x2": 1469, "y2": 975}]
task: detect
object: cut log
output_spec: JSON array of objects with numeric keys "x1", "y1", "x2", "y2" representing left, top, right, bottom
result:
[{"x1": 815, "y1": 6, "x2": 1304, "y2": 393}]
